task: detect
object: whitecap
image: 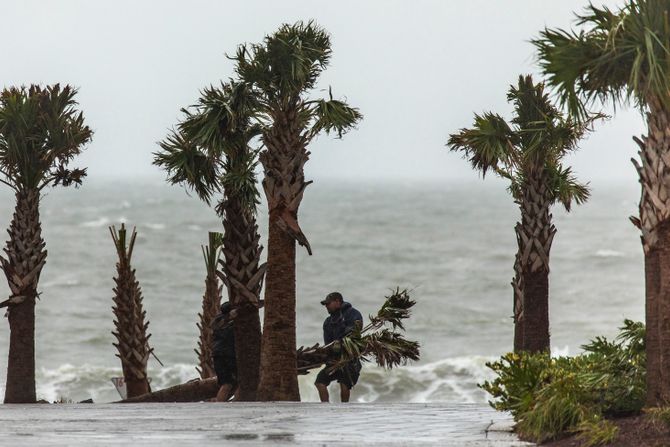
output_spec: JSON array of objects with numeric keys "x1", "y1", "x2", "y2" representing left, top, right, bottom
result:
[
  {"x1": 187, "y1": 224, "x2": 203, "y2": 231},
  {"x1": 145, "y1": 223, "x2": 166, "y2": 230},
  {"x1": 80, "y1": 217, "x2": 110, "y2": 228},
  {"x1": 595, "y1": 249, "x2": 625, "y2": 258}
]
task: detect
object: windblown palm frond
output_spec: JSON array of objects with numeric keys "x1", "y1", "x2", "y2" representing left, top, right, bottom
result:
[
  {"x1": 369, "y1": 288, "x2": 416, "y2": 331},
  {"x1": 309, "y1": 95, "x2": 363, "y2": 139},
  {"x1": 448, "y1": 112, "x2": 515, "y2": 177},
  {"x1": 546, "y1": 165, "x2": 590, "y2": 212},
  {"x1": 154, "y1": 130, "x2": 220, "y2": 205},
  {"x1": 534, "y1": 0, "x2": 670, "y2": 117}
]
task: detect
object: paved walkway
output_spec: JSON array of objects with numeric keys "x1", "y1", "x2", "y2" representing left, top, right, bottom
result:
[{"x1": 0, "y1": 402, "x2": 533, "y2": 446}]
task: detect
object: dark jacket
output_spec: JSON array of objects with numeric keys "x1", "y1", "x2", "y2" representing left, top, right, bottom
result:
[
  {"x1": 323, "y1": 302, "x2": 363, "y2": 345},
  {"x1": 212, "y1": 313, "x2": 235, "y2": 362}
]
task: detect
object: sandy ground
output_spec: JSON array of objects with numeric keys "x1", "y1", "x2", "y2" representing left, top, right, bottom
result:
[{"x1": 0, "y1": 402, "x2": 533, "y2": 446}]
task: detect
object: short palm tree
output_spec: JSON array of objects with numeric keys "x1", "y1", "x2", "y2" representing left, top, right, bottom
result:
[
  {"x1": 0, "y1": 84, "x2": 92, "y2": 403},
  {"x1": 533, "y1": 0, "x2": 670, "y2": 406},
  {"x1": 231, "y1": 21, "x2": 362, "y2": 401},
  {"x1": 110, "y1": 224, "x2": 154, "y2": 398},
  {"x1": 195, "y1": 232, "x2": 223, "y2": 379},
  {"x1": 448, "y1": 75, "x2": 591, "y2": 354},
  {"x1": 154, "y1": 80, "x2": 266, "y2": 401}
]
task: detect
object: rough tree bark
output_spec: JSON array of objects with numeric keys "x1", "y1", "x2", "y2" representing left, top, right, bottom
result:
[
  {"x1": 195, "y1": 246, "x2": 221, "y2": 379},
  {"x1": 257, "y1": 105, "x2": 311, "y2": 401},
  {"x1": 0, "y1": 188, "x2": 46, "y2": 403},
  {"x1": 219, "y1": 197, "x2": 265, "y2": 401},
  {"x1": 110, "y1": 224, "x2": 153, "y2": 399},
  {"x1": 512, "y1": 243, "x2": 524, "y2": 352},
  {"x1": 631, "y1": 97, "x2": 670, "y2": 406},
  {"x1": 515, "y1": 171, "x2": 555, "y2": 353}
]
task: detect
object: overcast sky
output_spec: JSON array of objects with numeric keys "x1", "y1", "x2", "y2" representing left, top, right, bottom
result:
[{"x1": 0, "y1": 0, "x2": 642, "y2": 183}]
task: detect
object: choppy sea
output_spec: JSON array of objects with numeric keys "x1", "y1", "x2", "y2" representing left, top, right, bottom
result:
[{"x1": 0, "y1": 178, "x2": 645, "y2": 403}]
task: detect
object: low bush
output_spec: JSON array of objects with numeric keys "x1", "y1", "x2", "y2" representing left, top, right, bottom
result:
[{"x1": 480, "y1": 319, "x2": 645, "y2": 444}]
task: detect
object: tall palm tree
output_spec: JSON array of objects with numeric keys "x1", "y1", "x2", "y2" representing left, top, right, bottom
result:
[
  {"x1": 154, "y1": 80, "x2": 266, "y2": 401},
  {"x1": 110, "y1": 224, "x2": 154, "y2": 398},
  {"x1": 195, "y1": 232, "x2": 223, "y2": 379},
  {"x1": 231, "y1": 21, "x2": 362, "y2": 400},
  {"x1": 533, "y1": 0, "x2": 670, "y2": 406},
  {"x1": 0, "y1": 84, "x2": 92, "y2": 403},
  {"x1": 448, "y1": 75, "x2": 591, "y2": 353}
]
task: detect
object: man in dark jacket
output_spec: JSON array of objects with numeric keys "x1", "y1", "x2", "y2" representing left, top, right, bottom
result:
[
  {"x1": 212, "y1": 301, "x2": 237, "y2": 402},
  {"x1": 315, "y1": 292, "x2": 363, "y2": 403}
]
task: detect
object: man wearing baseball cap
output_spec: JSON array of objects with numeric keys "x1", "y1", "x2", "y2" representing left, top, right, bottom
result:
[{"x1": 314, "y1": 292, "x2": 363, "y2": 403}]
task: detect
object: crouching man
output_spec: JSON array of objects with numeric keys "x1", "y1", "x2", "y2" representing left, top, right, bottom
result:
[{"x1": 212, "y1": 301, "x2": 238, "y2": 402}]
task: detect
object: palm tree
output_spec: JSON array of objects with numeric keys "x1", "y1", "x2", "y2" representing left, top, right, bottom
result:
[
  {"x1": 154, "y1": 80, "x2": 266, "y2": 401},
  {"x1": 0, "y1": 84, "x2": 92, "y2": 403},
  {"x1": 195, "y1": 232, "x2": 223, "y2": 379},
  {"x1": 231, "y1": 21, "x2": 362, "y2": 401},
  {"x1": 448, "y1": 75, "x2": 591, "y2": 354},
  {"x1": 110, "y1": 224, "x2": 154, "y2": 398},
  {"x1": 533, "y1": 0, "x2": 670, "y2": 406}
]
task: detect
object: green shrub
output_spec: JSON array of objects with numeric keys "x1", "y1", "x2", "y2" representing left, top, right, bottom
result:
[{"x1": 479, "y1": 320, "x2": 645, "y2": 444}]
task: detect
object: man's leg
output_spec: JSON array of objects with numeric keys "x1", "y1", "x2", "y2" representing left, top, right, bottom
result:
[
  {"x1": 339, "y1": 383, "x2": 351, "y2": 403},
  {"x1": 216, "y1": 384, "x2": 233, "y2": 402},
  {"x1": 316, "y1": 382, "x2": 330, "y2": 402}
]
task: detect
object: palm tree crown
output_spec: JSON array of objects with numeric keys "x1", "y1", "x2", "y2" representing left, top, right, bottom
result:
[
  {"x1": 0, "y1": 84, "x2": 92, "y2": 191},
  {"x1": 533, "y1": 0, "x2": 670, "y2": 118},
  {"x1": 154, "y1": 80, "x2": 260, "y2": 214},
  {"x1": 448, "y1": 75, "x2": 591, "y2": 209}
]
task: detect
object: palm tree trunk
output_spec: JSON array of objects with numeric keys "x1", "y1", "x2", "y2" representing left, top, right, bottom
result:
[
  {"x1": 110, "y1": 225, "x2": 153, "y2": 399},
  {"x1": 257, "y1": 209, "x2": 300, "y2": 401},
  {"x1": 1, "y1": 188, "x2": 46, "y2": 403},
  {"x1": 219, "y1": 198, "x2": 265, "y2": 401},
  {"x1": 196, "y1": 270, "x2": 220, "y2": 379},
  {"x1": 516, "y1": 174, "x2": 555, "y2": 353},
  {"x1": 631, "y1": 99, "x2": 670, "y2": 406},
  {"x1": 512, "y1": 237, "x2": 524, "y2": 352},
  {"x1": 256, "y1": 107, "x2": 310, "y2": 401}
]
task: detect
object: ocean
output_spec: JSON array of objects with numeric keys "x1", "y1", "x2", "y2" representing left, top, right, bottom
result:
[{"x1": 0, "y1": 178, "x2": 645, "y2": 403}]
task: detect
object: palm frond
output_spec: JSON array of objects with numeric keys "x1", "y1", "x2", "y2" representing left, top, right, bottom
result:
[
  {"x1": 201, "y1": 231, "x2": 224, "y2": 275},
  {"x1": 534, "y1": 0, "x2": 670, "y2": 116},
  {"x1": 309, "y1": 91, "x2": 362, "y2": 139},
  {"x1": 369, "y1": 288, "x2": 416, "y2": 331},
  {"x1": 546, "y1": 164, "x2": 591, "y2": 212},
  {"x1": 153, "y1": 129, "x2": 220, "y2": 205},
  {"x1": 448, "y1": 112, "x2": 516, "y2": 177}
]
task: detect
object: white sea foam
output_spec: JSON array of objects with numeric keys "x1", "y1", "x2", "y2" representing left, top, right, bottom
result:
[
  {"x1": 10, "y1": 357, "x2": 498, "y2": 404},
  {"x1": 145, "y1": 223, "x2": 166, "y2": 230},
  {"x1": 80, "y1": 217, "x2": 110, "y2": 228},
  {"x1": 595, "y1": 249, "x2": 625, "y2": 258},
  {"x1": 188, "y1": 224, "x2": 202, "y2": 231}
]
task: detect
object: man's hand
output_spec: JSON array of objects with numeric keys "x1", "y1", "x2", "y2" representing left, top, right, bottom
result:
[{"x1": 331, "y1": 340, "x2": 342, "y2": 354}]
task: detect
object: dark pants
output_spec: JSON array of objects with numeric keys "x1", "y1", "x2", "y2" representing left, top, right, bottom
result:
[
  {"x1": 315, "y1": 361, "x2": 362, "y2": 389},
  {"x1": 213, "y1": 355, "x2": 238, "y2": 387}
]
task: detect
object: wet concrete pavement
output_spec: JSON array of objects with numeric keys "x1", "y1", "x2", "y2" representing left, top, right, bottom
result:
[{"x1": 0, "y1": 402, "x2": 533, "y2": 446}]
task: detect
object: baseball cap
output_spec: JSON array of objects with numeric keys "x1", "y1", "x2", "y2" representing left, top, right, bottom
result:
[{"x1": 320, "y1": 292, "x2": 343, "y2": 305}]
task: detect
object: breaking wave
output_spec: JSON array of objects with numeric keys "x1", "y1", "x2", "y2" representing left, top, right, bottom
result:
[{"x1": 0, "y1": 357, "x2": 498, "y2": 404}]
